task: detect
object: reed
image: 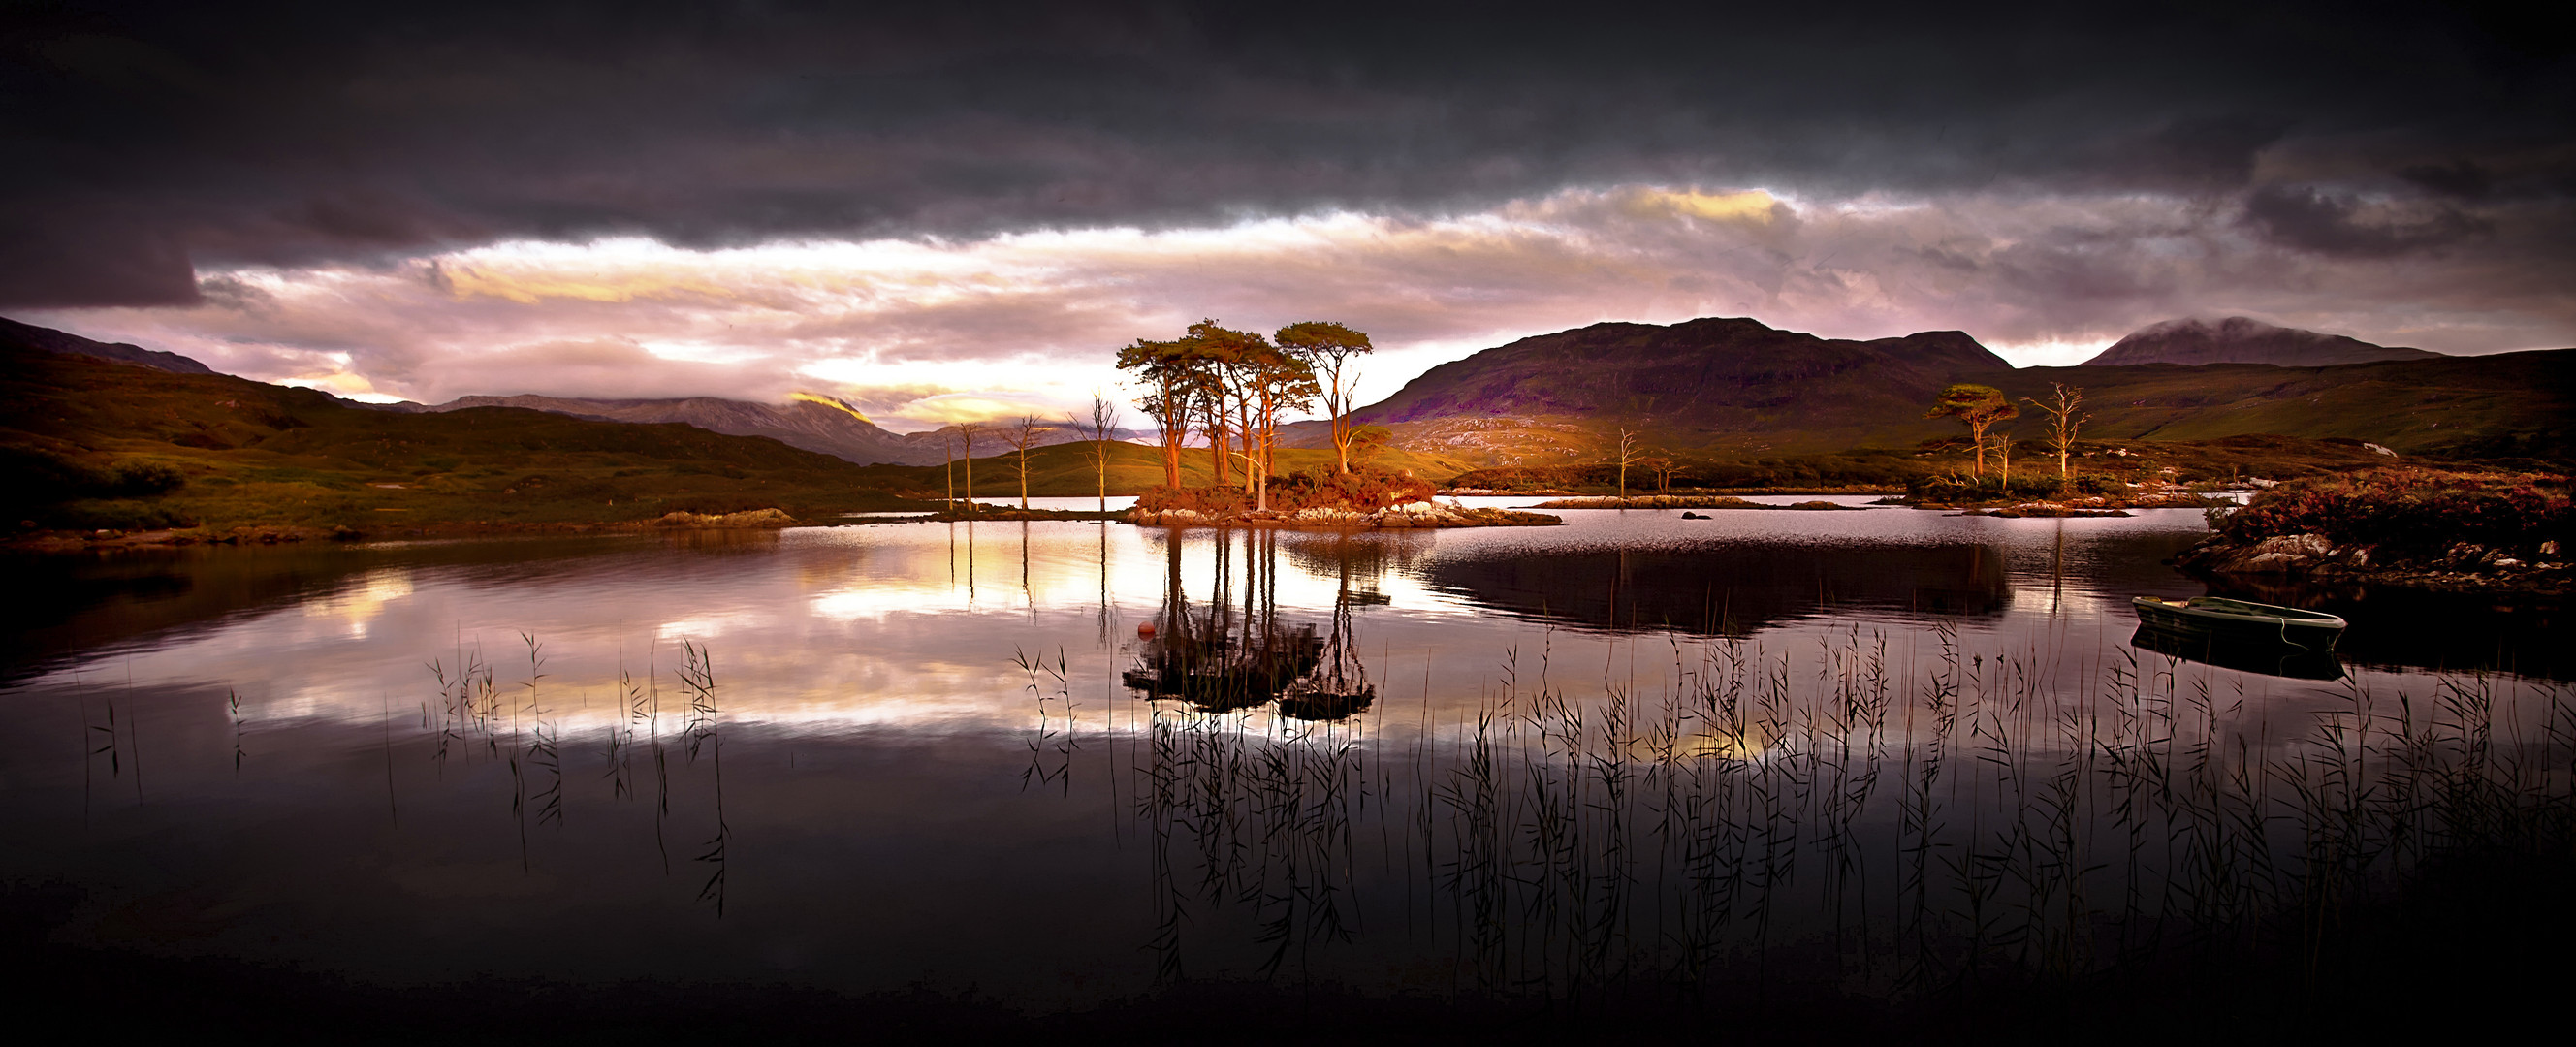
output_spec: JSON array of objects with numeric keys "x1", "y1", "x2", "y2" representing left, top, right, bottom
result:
[
  {"x1": 363, "y1": 613, "x2": 2568, "y2": 1008},
  {"x1": 1102, "y1": 618, "x2": 2574, "y2": 1005},
  {"x1": 678, "y1": 639, "x2": 730, "y2": 916}
]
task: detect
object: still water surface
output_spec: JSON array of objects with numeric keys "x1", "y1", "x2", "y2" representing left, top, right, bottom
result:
[{"x1": 3, "y1": 498, "x2": 2564, "y2": 1003}]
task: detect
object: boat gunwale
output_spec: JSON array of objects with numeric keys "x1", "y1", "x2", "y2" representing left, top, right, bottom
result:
[{"x1": 2131, "y1": 595, "x2": 2347, "y2": 629}]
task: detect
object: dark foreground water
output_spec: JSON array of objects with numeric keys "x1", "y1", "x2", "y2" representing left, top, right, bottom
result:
[{"x1": 3, "y1": 498, "x2": 2568, "y2": 1021}]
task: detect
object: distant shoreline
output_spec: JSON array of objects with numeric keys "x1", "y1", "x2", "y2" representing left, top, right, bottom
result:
[{"x1": 6, "y1": 507, "x2": 911, "y2": 553}]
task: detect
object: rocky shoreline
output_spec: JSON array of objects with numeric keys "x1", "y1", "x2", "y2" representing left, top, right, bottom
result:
[
  {"x1": 1953, "y1": 504, "x2": 2133, "y2": 519},
  {"x1": 1909, "y1": 491, "x2": 2225, "y2": 513},
  {"x1": 1526, "y1": 495, "x2": 1871, "y2": 511},
  {"x1": 1125, "y1": 499, "x2": 1561, "y2": 529},
  {"x1": 2175, "y1": 533, "x2": 2571, "y2": 593}
]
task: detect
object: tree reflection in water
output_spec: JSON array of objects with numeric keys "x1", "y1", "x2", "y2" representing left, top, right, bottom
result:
[{"x1": 1126, "y1": 528, "x2": 1390, "y2": 721}]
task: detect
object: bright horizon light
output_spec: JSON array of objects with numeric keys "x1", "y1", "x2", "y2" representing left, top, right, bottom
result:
[{"x1": 24, "y1": 183, "x2": 2558, "y2": 429}]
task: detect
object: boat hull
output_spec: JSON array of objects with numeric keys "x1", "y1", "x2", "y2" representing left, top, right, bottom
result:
[{"x1": 2130, "y1": 624, "x2": 2345, "y2": 681}]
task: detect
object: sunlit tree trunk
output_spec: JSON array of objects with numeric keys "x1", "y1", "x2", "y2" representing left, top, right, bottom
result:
[{"x1": 958, "y1": 422, "x2": 978, "y2": 509}]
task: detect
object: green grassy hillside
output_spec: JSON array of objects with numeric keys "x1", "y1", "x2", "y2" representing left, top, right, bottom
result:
[
  {"x1": 0, "y1": 347, "x2": 923, "y2": 533},
  {"x1": 1446, "y1": 434, "x2": 2417, "y2": 493}
]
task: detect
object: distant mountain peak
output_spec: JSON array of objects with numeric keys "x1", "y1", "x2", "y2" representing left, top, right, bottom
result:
[
  {"x1": 1342, "y1": 315, "x2": 2012, "y2": 464},
  {"x1": 787, "y1": 391, "x2": 871, "y2": 422},
  {"x1": 2081, "y1": 317, "x2": 2442, "y2": 367}
]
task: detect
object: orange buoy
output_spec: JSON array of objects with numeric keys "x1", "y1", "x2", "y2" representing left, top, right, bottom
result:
[{"x1": 1136, "y1": 622, "x2": 1158, "y2": 638}]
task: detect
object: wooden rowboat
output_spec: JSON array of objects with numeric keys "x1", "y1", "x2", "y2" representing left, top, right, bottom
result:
[{"x1": 2131, "y1": 596, "x2": 2346, "y2": 650}]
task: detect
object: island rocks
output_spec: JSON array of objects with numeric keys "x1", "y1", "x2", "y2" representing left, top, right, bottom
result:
[
  {"x1": 2176, "y1": 533, "x2": 2568, "y2": 592},
  {"x1": 1126, "y1": 500, "x2": 1558, "y2": 529},
  {"x1": 654, "y1": 508, "x2": 800, "y2": 528}
]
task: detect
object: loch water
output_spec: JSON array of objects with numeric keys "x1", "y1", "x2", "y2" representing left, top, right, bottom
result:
[{"x1": 3, "y1": 497, "x2": 2566, "y2": 1007}]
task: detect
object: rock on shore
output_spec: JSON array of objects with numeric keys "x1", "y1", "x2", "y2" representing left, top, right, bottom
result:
[{"x1": 2177, "y1": 534, "x2": 2569, "y2": 592}]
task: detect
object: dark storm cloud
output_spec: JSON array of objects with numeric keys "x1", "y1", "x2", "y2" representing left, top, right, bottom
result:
[
  {"x1": 2242, "y1": 185, "x2": 2493, "y2": 256},
  {"x1": 4, "y1": 0, "x2": 2568, "y2": 307}
]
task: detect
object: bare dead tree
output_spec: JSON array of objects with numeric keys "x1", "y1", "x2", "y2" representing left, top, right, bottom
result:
[
  {"x1": 1006, "y1": 415, "x2": 1045, "y2": 509},
  {"x1": 1073, "y1": 393, "x2": 1125, "y2": 513},
  {"x1": 1643, "y1": 456, "x2": 1680, "y2": 492},
  {"x1": 2026, "y1": 383, "x2": 2090, "y2": 479},
  {"x1": 1614, "y1": 428, "x2": 1642, "y2": 500},
  {"x1": 956, "y1": 421, "x2": 980, "y2": 510}
]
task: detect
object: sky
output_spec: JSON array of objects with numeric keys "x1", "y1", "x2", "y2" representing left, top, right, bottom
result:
[{"x1": 4, "y1": 1, "x2": 2570, "y2": 429}]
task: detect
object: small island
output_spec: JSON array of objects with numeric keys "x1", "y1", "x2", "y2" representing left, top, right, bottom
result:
[
  {"x1": 2177, "y1": 467, "x2": 2571, "y2": 592},
  {"x1": 1127, "y1": 500, "x2": 1558, "y2": 529},
  {"x1": 1123, "y1": 463, "x2": 1559, "y2": 529}
]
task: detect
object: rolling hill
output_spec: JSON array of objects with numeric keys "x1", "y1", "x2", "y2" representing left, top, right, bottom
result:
[
  {"x1": 409, "y1": 394, "x2": 1139, "y2": 466},
  {"x1": 0, "y1": 325, "x2": 924, "y2": 533},
  {"x1": 413, "y1": 393, "x2": 930, "y2": 464}
]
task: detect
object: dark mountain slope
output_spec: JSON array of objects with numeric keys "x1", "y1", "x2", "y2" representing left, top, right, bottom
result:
[
  {"x1": 1362, "y1": 317, "x2": 2006, "y2": 425},
  {"x1": 1343, "y1": 316, "x2": 2566, "y2": 467},
  {"x1": 3, "y1": 315, "x2": 216, "y2": 374},
  {"x1": 1342, "y1": 317, "x2": 2012, "y2": 463},
  {"x1": 2081, "y1": 317, "x2": 2440, "y2": 367},
  {"x1": 424, "y1": 393, "x2": 933, "y2": 465},
  {"x1": 1999, "y1": 350, "x2": 2573, "y2": 455},
  {"x1": 419, "y1": 394, "x2": 1136, "y2": 466},
  {"x1": 0, "y1": 334, "x2": 918, "y2": 532}
]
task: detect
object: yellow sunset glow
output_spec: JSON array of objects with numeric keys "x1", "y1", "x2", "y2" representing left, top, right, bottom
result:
[
  {"x1": 787, "y1": 392, "x2": 873, "y2": 421},
  {"x1": 1628, "y1": 188, "x2": 1780, "y2": 223}
]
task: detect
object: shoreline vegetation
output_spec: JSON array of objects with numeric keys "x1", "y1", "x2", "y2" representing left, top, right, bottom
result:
[
  {"x1": 2178, "y1": 467, "x2": 2573, "y2": 592},
  {"x1": 13, "y1": 507, "x2": 846, "y2": 552},
  {"x1": 1126, "y1": 500, "x2": 1561, "y2": 529},
  {"x1": 1124, "y1": 463, "x2": 1560, "y2": 528}
]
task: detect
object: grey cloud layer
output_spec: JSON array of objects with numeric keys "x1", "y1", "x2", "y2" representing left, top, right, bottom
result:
[{"x1": 5, "y1": 0, "x2": 2569, "y2": 312}]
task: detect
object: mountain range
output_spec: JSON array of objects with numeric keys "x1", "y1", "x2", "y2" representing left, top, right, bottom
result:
[
  {"x1": 1322, "y1": 317, "x2": 2566, "y2": 467},
  {"x1": 9, "y1": 313, "x2": 2567, "y2": 475}
]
